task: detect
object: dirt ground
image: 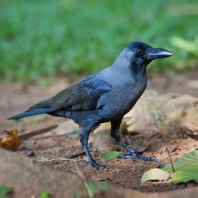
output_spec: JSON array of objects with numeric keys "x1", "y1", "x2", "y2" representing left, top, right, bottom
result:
[{"x1": 1, "y1": 68, "x2": 198, "y2": 194}]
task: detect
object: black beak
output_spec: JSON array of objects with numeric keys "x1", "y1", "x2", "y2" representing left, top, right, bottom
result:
[{"x1": 146, "y1": 48, "x2": 172, "y2": 60}]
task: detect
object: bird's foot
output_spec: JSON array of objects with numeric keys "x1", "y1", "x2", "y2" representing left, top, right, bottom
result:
[
  {"x1": 85, "y1": 160, "x2": 110, "y2": 170},
  {"x1": 117, "y1": 151, "x2": 160, "y2": 163}
]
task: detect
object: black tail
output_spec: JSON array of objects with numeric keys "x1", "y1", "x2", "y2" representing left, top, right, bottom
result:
[{"x1": 8, "y1": 108, "x2": 54, "y2": 120}]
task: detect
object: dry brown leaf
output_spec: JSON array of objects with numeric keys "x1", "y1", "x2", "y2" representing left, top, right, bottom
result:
[{"x1": 0, "y1": 129, "x2": 23, "y2": 151}]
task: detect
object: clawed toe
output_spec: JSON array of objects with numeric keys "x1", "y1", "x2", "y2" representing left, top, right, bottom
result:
[
  {"x1": 85, "y1": 160, "x2": 110, "y2": 170},
  {"x1": 145, "y1": 156, "x2": 160, "y2": 163},
  {"x1": 117, "y1": 152, "x2": 160, "y2": 163}
]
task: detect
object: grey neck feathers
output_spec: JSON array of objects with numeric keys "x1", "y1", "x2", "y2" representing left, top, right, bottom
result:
[{"x1": 110, "y1": 49, "x2": 147, "y2": 83}]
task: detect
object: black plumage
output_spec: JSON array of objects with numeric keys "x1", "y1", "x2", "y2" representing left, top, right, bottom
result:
[{"x1": 8, "y1": 42, "x2": 172, "y2": 169}]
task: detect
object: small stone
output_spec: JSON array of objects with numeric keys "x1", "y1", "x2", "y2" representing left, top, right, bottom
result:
[{"x1": 27, "y1": 151, "x2": 35, "y2": 157}]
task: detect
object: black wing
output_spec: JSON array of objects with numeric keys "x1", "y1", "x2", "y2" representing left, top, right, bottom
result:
[{"x1": 51, "y1": 76, "x2": 112, "y2": 110}]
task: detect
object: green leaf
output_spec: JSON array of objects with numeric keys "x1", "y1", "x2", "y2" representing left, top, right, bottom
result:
[
  {"x1": 73, "y1": 193, "x2": 79, "y2": 198},
  {"x1": 171, "y1": 37, "x2": 197, "y2": 53},
  {"x1": 162, "y1": 148, "x2": 198, "y2": 172},
  {"x1": 101, "y1": 151, "x2": 120, "y2": 160},
  {"x1": 39, "y1": 192, "x2": 50, "y2": 198},
  {"x1": 141, "y1": 168, "x2": 170, "y2": 184},
  {"x1": 0, "y1": 185, "x2": 12, "y2": 197},
  {"x1": 40, "y1": 156, "x2": 52, "y2": 161},
  {"x1": 162, "y1": 149, "x2": 198, "y2": 184},
  {"x1": 98, "y1": 181, "x2": 107, "y2": 191},
  {"x1": 87, "y1": 180, "x2": 96, "y2": 194},
  {"x1": 172, "y1": 169, "x2": 198, "y2": 184}
]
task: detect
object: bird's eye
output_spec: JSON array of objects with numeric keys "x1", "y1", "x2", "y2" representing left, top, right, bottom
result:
[{"x1": 136, "y1": 49, "x2": 143, "y2": 56}]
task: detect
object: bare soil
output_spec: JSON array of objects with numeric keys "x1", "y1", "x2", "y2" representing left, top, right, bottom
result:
[{"x1": 1, "y1": 68, "x2": 198, "y2": 195}]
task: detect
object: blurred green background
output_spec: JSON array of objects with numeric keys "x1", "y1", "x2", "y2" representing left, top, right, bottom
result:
[{"x1": 1, "y1": 0, "x2": 198, "y2": 81}]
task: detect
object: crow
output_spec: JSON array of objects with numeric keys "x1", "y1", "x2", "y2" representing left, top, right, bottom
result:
[{"x1": 8, "y1": 42, "x2": 172, "y2": 169}]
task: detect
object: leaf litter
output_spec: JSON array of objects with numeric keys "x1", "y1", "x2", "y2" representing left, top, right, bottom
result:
[
  {"x1": 2, "y1": 73, "x2": 198, "y2": 194},
  {"x1": 141, "y1": 148, "x2": 198, "y2": 184},
  {"x1": 0, "y1": 129, "x2": 23, "y2": 151}
]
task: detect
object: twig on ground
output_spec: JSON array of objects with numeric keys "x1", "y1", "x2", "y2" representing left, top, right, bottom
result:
[
  {"x1": 74, "y1": 162, "x2": 93, "y2": 198},
  {"x1": 66, "y1": 151, "x2": 85, "y2": 159},
  {"x1": 32, "y1": 134, "x2": 66, "y2": 140},
  {"x1": 19, "y1": 125, "x2": 58, "y2": 140},
  {"x1": 33, "y1": 157, "x2": 83, "y2": 162},
  {"x1": 165, "y1": 144, "x2": 175, "y2": 172}
]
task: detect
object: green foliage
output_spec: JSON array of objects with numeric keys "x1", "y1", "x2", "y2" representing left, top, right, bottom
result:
[
  {"x1": 141, "y1": 168, "x2": 170, "y2": 184},
  {"x1": 39, "y1": 192, "x2": 50, "y2": 198},
  {"x1": 141, "y1": 148, "x2": 198, "y2": 184},
  {"x1": 171, "y1": 169, "x2": 198, "y2": 184},
  {"x1": 1, "y1": 0, "x2": 198, "y2": 81},
  {"x1": 73, "y1": 193, "x2": 79, "y2": 198},
  {"x1": 162, "y1": 148, "x2": 198, "y2": 172},
  {"x1": 0, "y1": 185, "x2": 12, "y2": 198},
  {"x1": 73, "y1": 181, "x2": 107, "y2": 198},
  {"x1": 40, "y1": 156, "x2": 52, "y2": 161},
  {"x1": 87, "y1": 180, "x2": 107, "y2": 197},
  {"x1": 101, "y1": 151, "x2": 120, "y2": 160},
  {"x1": 170, "y1": 36, "x2": 198, "y2": 70},
  {"x1": 87, "y1": 180, "x2": 96, "y2": 195}
]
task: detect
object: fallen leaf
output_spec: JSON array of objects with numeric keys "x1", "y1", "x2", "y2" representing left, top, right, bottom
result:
[
  {"x1": 141, "y1": 168, "x2": 170, "y2": 184},
  {"x1": 0, "y1": 129, "x2": 23, "y2": 151},
  {"x1": 101, "y1": 151, "x2": 120, "y2": 160},
  {"x1": 39, "y1": 192, "x2": 50, "y2": 198},
  {"x1": 172, "y1": 169, "x2": 198, "y2": 184},
  {"x1": 162, "y1": 148, "x2": 198, "y2": 172},
  {"x1": 162, "y1": 148, "x2": 198, "y2": 184},
  {"x1": 141, "y1": 149, "x2": 198, "y2": 184},
  {"x1": 40, "y1": 156, "x2": 52, "y2": 161}
]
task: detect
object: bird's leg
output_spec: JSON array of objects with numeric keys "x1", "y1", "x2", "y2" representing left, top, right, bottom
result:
[
  {"x1": 80, "y1": 127, "x2": 110, "y2": 170},
  {"x1": 111, "y1": 119, "x2": 159, "y2": 163}
]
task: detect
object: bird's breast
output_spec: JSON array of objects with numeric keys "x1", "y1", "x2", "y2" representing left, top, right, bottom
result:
[{"x1": 97, "y1": 80, "x2": 147, "y2": 118}]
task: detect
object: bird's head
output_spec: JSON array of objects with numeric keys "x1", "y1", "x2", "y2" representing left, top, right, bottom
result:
[{"x1": 125, "y1": 41, "x2": 172, "y2": 67}]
